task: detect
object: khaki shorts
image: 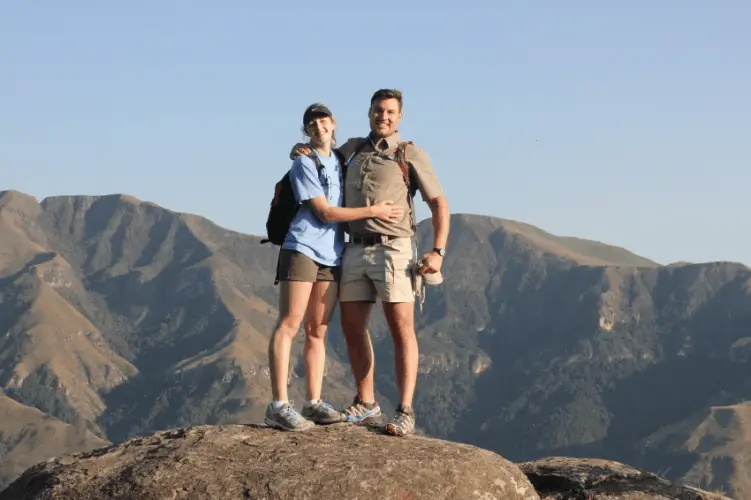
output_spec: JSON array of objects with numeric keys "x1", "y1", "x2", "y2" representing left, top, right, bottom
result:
[
  {"x1": 340, "y1": 236, "x2": 416, "y2": 303},
  {"x1": 277, "y1": 249, "x2": 341, "y2": 283}
]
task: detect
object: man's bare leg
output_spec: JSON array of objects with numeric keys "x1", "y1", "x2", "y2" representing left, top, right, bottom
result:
[
  {"x1": 382, "y1": 301, "x2": 418, "y2": 408},
  {"x1": 339, "y1": 300, "x2": 382, "y2": 425},
  {"x1": 383, "y1": 300, "x2": 418, "y2": 437},
  {"x1": 340, "y1": 300, "x2": 375, "y2": 401}
]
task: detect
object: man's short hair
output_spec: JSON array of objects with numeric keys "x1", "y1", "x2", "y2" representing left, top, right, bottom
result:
[{"x1": 370, "y1": 89, "x2": 403, "y2": 111}]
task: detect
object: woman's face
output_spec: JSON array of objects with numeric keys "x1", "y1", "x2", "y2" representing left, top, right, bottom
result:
[{"x1": 305, "y1": 115, "x2": 335, "y2": 146}]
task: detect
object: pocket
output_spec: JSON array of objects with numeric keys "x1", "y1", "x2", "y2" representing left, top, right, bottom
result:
[
  {"x1": 340, "y1": 245, "x2": 363, "y2": 284},
  {"x1": 386, "y1": 257, "x2": 413, "y2": 285}
]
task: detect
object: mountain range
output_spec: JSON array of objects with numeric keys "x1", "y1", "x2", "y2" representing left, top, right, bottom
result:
[{"x1": 0, "y1": 189, "x2": 749, "y2": 498}]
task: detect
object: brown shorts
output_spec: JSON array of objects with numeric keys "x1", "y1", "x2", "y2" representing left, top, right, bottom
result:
[
  {"x1": 276, "y1": 249, "x2": 341, "y2": 283},
  {"x1": 339, "y1": 236, "x2": 416, "y2": 303}
]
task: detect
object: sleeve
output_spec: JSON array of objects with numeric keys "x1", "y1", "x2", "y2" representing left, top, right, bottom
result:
[
  {"x1": 289, "y1": 156, "x2": 325, "y2": 202},
  {"x1": 407, "y1": 145, "x2": 444, "y2": 201}
]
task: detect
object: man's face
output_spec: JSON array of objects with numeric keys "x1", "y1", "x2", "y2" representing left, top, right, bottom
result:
[{"x1": 369, "y1": 98, "x2": 402, "y2": 138}]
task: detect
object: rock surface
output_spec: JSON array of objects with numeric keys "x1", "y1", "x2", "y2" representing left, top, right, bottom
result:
[
  {"x1": 0, "y1": 424, "x2": 540, "y2": 500},
  {"x1": 519, "y1": 457, "x2": 732, "y2": 500}
]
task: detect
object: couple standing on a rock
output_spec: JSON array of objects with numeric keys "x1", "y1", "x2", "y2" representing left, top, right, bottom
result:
[{"x1": 263, "y1": 89, "x2": 450, "y2": 437}]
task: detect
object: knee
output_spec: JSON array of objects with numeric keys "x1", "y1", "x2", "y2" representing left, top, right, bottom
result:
[
  {"x1": 391, "y1": 328, "x2": 416, "y2": 347},
  {"x1": 305, "y1": 320, "x2": 328, "y2": 341},
  {"x1": 385, "y1": 305, "x2": 416, "y2": 341},
  {"x1": 393, "y1": 316, "x2": 415, "y2": 336},
  {"x1": 276, "y1": 315, "x2": 304, "y2": 338}
]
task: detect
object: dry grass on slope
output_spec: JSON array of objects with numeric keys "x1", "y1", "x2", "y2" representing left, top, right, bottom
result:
[{"x1": 0, "y1": 395, "x2": 110, "y2": 490}]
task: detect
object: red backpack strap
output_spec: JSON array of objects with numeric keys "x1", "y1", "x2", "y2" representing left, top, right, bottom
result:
[
  {"x1": 395, "y1": 141, "x2": 414, "y2": 193},
  {"x1": 395, "y1": 141, "x2": 419, "y2": 233}
]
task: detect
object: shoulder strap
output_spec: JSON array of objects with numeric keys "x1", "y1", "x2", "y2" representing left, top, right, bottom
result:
[
  {"x1": 295, "y1": 152, "x2": 326, "y2": 208},
  {"x1": 332, "y1": 149, "x2": 346, "y2": 165},
  {"x1": 305, "y1": 151, "x2": 324, "y2": 171},
  {"x1": 394, "y1": 141, "x2": 420, "y2": 233},
  {"x1": 328, "y1": 149, "x2": 347, "y2": 194},
  {"x1": 395, "y1": 141, "x2": 417, "y2": 197}
]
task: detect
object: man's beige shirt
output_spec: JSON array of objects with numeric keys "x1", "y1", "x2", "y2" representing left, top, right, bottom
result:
[{"x1": 338, "y1": 132, "x2": 443, "y2": 238}]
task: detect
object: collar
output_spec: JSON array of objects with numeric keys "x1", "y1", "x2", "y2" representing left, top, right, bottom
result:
[{"x1": 369, "y1": 131, "x2": 402, "y2": 151}]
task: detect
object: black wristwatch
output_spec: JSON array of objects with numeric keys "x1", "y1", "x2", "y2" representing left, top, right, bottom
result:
[{"x1": 433, "y1": 247, "x2": 445, "y2": 257}]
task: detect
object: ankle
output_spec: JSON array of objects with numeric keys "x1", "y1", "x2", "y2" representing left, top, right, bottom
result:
[
  {"x1": 397, "y1": 403, "x2": 414, "y2": 414},
  {"x1": 357, "y1": 393, "x2": 376, "y2": 405},
  {"x1": 271, "y1": 400, "x2": 288, "y2": 411}
]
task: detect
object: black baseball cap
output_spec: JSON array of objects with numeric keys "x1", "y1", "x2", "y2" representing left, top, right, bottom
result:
[{"x1": 303, "y1": 103, "x2": 332, "y2": 125}]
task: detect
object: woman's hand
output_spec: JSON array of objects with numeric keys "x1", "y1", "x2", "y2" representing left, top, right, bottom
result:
[{"x1": 370, "y1": 200, "x2": 405, "y2": 222}]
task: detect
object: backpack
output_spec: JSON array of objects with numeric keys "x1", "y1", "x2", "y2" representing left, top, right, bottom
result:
[{"x1": 260, "y1": 152, "x2": 325, "y2": 246}]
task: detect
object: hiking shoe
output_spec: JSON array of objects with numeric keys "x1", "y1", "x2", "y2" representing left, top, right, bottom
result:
[
  {"x1": 301, "y1": 400, "x2": 342, "y2": 425},
  {"x1": 264, "y1": 401, "x2": 315, "y2": 432},
  {"x1": 385, "y1": 404, "x2": 416, "y2": 437},
  {"x1": 341, "y1": 395, "x2": 382, "y2": 426}
]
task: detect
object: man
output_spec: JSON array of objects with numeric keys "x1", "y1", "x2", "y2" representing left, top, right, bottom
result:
[{"x1": 291, "y1": 89, "x2": 450, "y2": 436}]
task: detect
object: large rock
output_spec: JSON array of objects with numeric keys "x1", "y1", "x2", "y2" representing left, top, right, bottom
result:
[
  {"x1": 519, "y1": 457, "x2": 732, "y2": 500},
  {"x1": 0, "y1": 424, "x2": 540, "y2": 500}
]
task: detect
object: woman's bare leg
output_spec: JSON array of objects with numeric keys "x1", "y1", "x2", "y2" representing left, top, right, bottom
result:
[{"x1": 265, "y1": 280, "x2": 315, "y2": 431}]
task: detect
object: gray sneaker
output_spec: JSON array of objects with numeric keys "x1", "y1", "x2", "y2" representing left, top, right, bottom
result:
[
  {"x1": 341, "y1": 395, "x2": 383, "y2": 427},
  {"x1": 385, "y1": 404, "x2": 416, "y2": 437},
  {"x1": 264, "y1": 401, "x2": 315, "y2": 432},
  {"x1": 301, "y1": 400, "x2": 342, "y2": 425}
]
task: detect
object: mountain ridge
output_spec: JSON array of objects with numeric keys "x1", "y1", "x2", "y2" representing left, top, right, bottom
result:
[
  {"x1": 11, "y1": 189, "x2": 745, "y2": 269},
  {"x1": 1, "y1": 189, "x2": 749, "y2": 498}
]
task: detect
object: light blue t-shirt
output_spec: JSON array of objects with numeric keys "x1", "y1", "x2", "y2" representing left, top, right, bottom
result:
[{"x1": 282, "y1": 150, "x2": 344, "y2": 266}]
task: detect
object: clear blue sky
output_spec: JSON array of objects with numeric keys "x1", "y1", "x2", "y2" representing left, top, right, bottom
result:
[{"x1": 2, "y1": 2, "x2": 749, "y2": 265}]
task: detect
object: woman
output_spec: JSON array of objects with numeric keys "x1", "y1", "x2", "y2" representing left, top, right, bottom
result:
[{"x1": 265, "y1": 103, "x2": 403, "y2": 431}]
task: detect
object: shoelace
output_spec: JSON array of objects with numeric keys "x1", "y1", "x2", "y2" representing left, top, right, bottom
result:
[
  {"x1": 343, "y1": 403, "x2": 369, "y2": 417},
  {"x1": 281, "y1": 401, "x2": 302, "y2": 418},
  {"x1": 318, "y1": 401, "x2": 335, "y2": 411},
  {"x1": 392, "y1": 412, "x2": 414, "y2": 430},
  {"x1": 395, "y1": 408, "x2": 414, "y2": 421}
]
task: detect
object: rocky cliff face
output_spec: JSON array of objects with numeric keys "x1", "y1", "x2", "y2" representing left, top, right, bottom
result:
[
  {"x1": 0, "y1": 424, "x2": 730, "y2": 500},
  {"x1": 1, "y1": 190, "x2": 749, "y2": 497},
  {"x1": 520, "y1": 457, "x2": 730, "y2": 500},
  {"x1": 0, "y1": 424, "x2": 540, "y2": 500}
]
